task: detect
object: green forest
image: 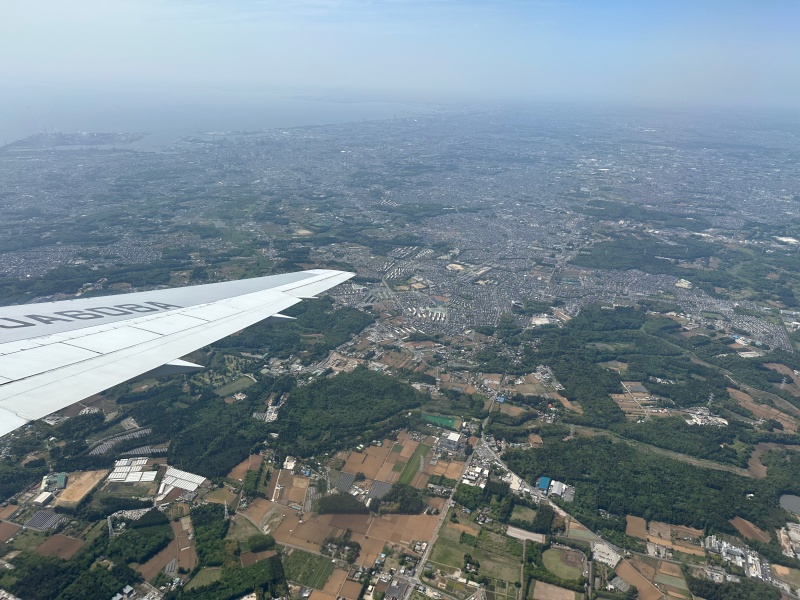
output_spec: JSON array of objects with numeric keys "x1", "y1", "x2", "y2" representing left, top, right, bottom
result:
[
  {"x1": 504, "y1": 437, "x2": 791, "y2": 533},
  {"x1": 273, "y1": 367, "x2": 425, "y2": 457}
]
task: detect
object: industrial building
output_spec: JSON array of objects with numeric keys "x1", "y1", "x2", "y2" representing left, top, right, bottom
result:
[
  {"x1": 439, "y1": 431, "x2": 465, "y2": 453},
  {"x1": 33, "y1": 491, "x2": 53, "y2": 506},
  {"x1": 39, "y1": 472, "x2": 67, "y2": 492}
]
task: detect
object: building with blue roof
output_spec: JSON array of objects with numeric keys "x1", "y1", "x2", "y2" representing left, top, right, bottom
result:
[{"x1": 537, "y1": 477, "x2": 551, "y2": 491}]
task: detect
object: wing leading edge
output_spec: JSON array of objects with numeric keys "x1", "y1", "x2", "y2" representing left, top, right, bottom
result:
[{"x1": 0, "y1": 269, "x2": 354, "y2": 437}]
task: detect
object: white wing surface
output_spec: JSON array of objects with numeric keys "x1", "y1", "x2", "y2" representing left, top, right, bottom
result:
[{"x1": 0, "y1": 269, "x2": 354, "y2": 437}]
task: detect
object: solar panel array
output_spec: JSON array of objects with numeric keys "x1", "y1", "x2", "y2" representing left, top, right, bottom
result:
[
  {"x1": 25, "y1": 510, "x2": 65, "y2": 530},
  {"x1": 369, "y1": 480, "x2": 392, "y2": 499},
  {"x1": 89, "y1": 429, "x2": 152, "y2": 455}
]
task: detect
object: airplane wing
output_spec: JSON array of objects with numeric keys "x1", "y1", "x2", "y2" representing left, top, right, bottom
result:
[{"x1": 0, "y1": 269, "x2": 354, "y2": 437}]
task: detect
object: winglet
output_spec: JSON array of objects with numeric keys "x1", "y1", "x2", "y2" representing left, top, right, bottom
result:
[{"x1": 141, "y1": 359, "x2": 205, "y2": 379}]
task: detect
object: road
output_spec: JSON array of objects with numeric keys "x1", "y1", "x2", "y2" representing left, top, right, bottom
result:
[{"x1": 401, "y1": 453, "x2": 475, "y2": 600}]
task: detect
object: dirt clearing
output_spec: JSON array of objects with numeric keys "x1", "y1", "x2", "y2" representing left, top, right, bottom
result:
[{"x1": 56, "y1": 470, "x2": 108, "y2": 506}]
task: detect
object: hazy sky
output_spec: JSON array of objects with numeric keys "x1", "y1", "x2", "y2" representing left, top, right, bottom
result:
[{"x1": 2, "y1": 0, "x2": 799, "y2": 109}]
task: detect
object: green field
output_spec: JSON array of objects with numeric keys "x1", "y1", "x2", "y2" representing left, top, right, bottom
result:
[
  {"x1": 185, "y1": 567, "x2": 222, "y2": 590},
  {"x1": 511, "y1": 506, "x2": 537, "y2": 522},
  {"x1": 226, "y1": 514, "x2": 261, "y2": 550},
  {"x1": 429, "y1": 516, "x2": 522, "y2": 583},
  {"x1": 398, "y1": 444, "x2": 431, "y2": 485},
  {"x1": 542, "y1": 548, "x2": 583, "y2": 581},
  {"x1": 485, "y1": 579, "x2": 519, "y2": 600},
  {"x1": 654, "y1": 573, "x2": 688, "y2": 590},
  {"x1": 282, "y1": 549, "x2": 334, "y2": 589},
  {"x1": 393, "y1": 460, "x2": 407, "y2": 472},
  {"x1": 214, "y1": 376, "x2": 255, "y2": 397},
  {"x1": 392, "y1": 443, "x2": 403, "y2": 453},
  {"x1": 422, "y1": 414, "x2": 457, "y2": 428}
]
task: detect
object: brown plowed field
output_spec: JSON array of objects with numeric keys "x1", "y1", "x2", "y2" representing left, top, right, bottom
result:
[
  {"x1": 748, "y1": 443, "x2": 800, "y2": 479},
  {"x1": 731, "y1": 516, "x2": 771, "y2": 543},
  {"x1": 0, "y1": 522, "x2": 20, "y2": 542},
  {"x1": 339, "y1": 580, "x2": 363, "y2": 600},
  {"x1": 616, "y1": 561, "x2": 664, "y2": 600},
  {"x1": 729, "y1": 388, "x2": 797, "y2": 432},
  {"x1": 531, "y1": 581, "x2": 577, "y2": 600},
  {"x1": 626, "y1": 516, "x2": 648, "y2": 540},
  {"x1": 227, "y1": 454, "x2": 263, "y2": 480},
  {"x1": 323, "y1": 569, "x2": 348, "y2": 595},
  {"x1": 0, "y1": 505, "x2": 18, "y2": 519},
  {"x1": 36, "y1": 534, "x2": 84, "y2": 560}
]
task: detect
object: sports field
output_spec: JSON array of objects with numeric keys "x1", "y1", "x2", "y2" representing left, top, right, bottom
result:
[
  {"x1": 422, "y1": 414, "x2": 457, "y2": 428},
  {"x1": 542, "y1": 548, "x2": 583, "y2": 581}
]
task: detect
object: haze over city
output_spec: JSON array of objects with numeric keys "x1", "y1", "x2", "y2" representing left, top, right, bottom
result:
[
  {"x1": 2, "y1": 2, "x2": 800, "y2": 600},
  {"x1": 2, "y1": 0, "x2": 800, "y2": 143}
]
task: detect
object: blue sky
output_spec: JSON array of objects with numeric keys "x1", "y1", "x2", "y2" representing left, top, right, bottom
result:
[{"x1": 2, "y1": 0, "x2": 799, "y2": 109}]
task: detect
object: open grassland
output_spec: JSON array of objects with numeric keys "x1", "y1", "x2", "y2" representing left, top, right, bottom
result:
[
  {"x1": 511, "y1": 506, "x2": 537, "y2": 522},
  {"x1": 214, "y1": 376, "x2": 255, "y2": 397},
  {"x1": 283, "y1": 549, "x2": 334, "y2": 589},
  {"x1": 185, "y1": 567, "x2": 222, "y2": 590}
]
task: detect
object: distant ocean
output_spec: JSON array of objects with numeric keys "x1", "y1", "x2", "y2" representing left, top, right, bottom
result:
[{"x1": 0, "y1": 85, "x2": 425, "y2": 149}]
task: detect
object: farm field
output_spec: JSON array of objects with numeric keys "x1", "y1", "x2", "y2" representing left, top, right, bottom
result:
[
  {"x1": 429, "y1": 516, "x2": 522, "y2": 583},
  {"x1": 729, "y1": 388, "x2": 797, "y2": 432},
  {"x1": 282, "y1": 548, "x2": 334, "y2": 589},
  {"x1": 615, "y1": 560, "x2": 663, "y2": 600},
  {"x1": 137, "y1": 536, "x2": 178, "y2": 583},
  {"x1": 730, "y1": 516, "x2": 771, "y2": 543},
  {"x1": 227, "y1": 454, "x2": 263, "y2": 480},
  {"x1": 0, "y1": 522, "x2": 20, "y2": 543},
  {"x1": 529, "y1": 580, "x2": 578, "y2": 600},
  {"x1": 398, "y1": 443, "x2": 431, "y2": 486},
  {"x1": 35, "y1": 534, "x2": 84, "y2": 560},
  {"x1": 484, "y1": 579, "x2": 518, "y2": 600},
  {"x1": 625, "y1": 515, "x2": 648, "y2": 540}
]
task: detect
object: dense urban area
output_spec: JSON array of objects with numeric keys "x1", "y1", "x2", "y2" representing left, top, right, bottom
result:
[{"x1": 1, "y1": 107, "x2": 800, "y2": 600}]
